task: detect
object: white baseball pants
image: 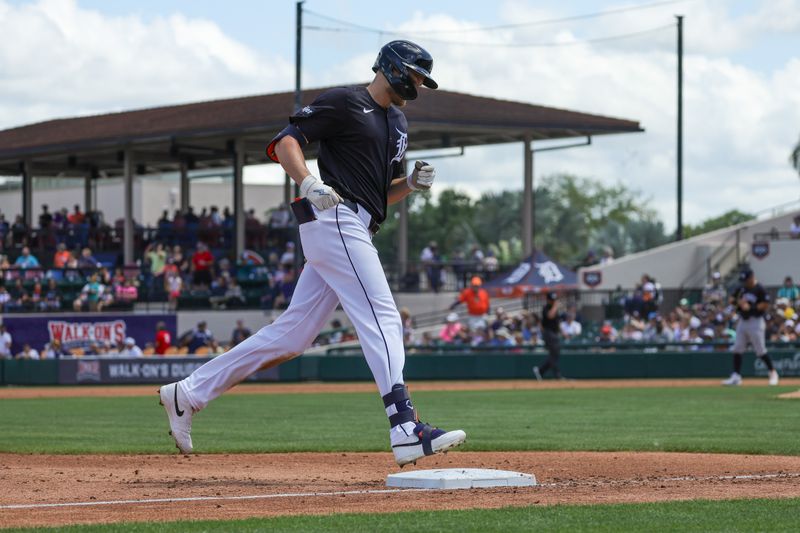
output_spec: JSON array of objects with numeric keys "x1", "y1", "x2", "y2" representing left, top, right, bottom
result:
[{"x1": 181, "y1": 202, "x2": 406, "y2": 411}]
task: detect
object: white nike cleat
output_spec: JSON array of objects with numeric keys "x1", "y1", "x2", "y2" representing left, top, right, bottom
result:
[
  {"x1": 722, "y1": 372, "x2": 742, "y2": 386},
  {"x1": 159, "y1": 382, "x2": 194, "y2": 454},
  {"x1": 768, "y1": 370, "x2": 779, "y2": 386},
  {"x1": 392, "y1": 422, "x2": 466, "y2": 467}
]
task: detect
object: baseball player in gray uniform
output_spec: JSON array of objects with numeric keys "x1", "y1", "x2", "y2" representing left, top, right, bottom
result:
[
  {"x1": 159, "y1": 40, "x2": 466, "y2": 466},
  {"x1": 722, "y1": 268, "x2": 779, "y2": 386}
]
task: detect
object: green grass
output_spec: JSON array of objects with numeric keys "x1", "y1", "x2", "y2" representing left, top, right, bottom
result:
[
  {"x1": 0, "y1": 386, "x2": 798, "y2": 455},
  {"x1": 6, "y1": 498, "x2": 800, "y2": 532}
]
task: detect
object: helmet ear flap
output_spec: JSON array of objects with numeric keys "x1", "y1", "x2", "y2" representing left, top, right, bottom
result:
[{"x1": 373, "y1": 40, "x2": 433, "y2": 100}]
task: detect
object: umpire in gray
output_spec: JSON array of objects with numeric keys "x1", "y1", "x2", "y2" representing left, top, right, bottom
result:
[{"x1": 722, "y1": 268, "x2": 779, "y2": 386}]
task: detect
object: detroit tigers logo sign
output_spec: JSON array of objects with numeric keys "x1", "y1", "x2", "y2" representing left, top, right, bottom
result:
[
  {"x1": 751, "y1": 242, "x2": 769, "y2": 260},
  {"x1": 391, "y1": 128, "x2": 408, "y2": 163},
  {"x1": 534, "y1": 261, "x2": 564, "y2": 284},
  {"x1": 583, "y1": 271, "x2": 602, "y2": 287}
]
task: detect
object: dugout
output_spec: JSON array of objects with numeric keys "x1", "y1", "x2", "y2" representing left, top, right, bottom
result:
[{"x1": 0, "y1": 86, "x2": 642, "y2": 266}]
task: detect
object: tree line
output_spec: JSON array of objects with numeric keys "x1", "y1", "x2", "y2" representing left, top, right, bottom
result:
[{"x1": 374, "y1": 173, "x2": 755, "y2": 268}]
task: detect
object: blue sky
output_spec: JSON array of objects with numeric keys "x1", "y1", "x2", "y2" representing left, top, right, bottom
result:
[{"x1": 1, "y1": 0, "x2": 799, "y2": 229}]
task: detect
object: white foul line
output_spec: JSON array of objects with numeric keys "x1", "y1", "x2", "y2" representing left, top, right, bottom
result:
[
  {"x1": 3, "y1": 472, "x2": 799, "y2": 511},
  {"x1": 0, "y1": 487, "x2": 432, "y2": 511}
]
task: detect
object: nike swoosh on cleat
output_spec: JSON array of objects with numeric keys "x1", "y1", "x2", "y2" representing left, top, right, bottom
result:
[
  {"x1": 363, "y1": 107, "x2": 374, "y2": 113},
  {"x1": 174, "y1": 384, "x2": 184, "y2": 417}
]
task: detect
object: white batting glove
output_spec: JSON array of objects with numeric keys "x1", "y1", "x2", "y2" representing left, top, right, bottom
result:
[
  {"x1": 300, "y1": 175, "x2": 342, "y2": 210},
  {"x1": 407, "y1": 160, "x2": 435, "y2": 191}
]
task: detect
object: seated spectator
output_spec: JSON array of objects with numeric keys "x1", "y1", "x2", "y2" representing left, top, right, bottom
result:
[
  {"x1": 482, "y1": 250, "x2": 498, "y2": 272},
  {"x1": 8, "y1": 279, "x2": 31, "y2": 311},
  {"x1": 596, "y1": 322, "x2": 618, "y2": 344},
  {"x1": 119, "y1": 337, "x2": 144, "y2": 358},
  {"x1": 560, "y1": 311, "x2": 582, "y2": 340},
  {"x1": 42, "y1": 339, "x2": 66, "y2": 359},
  {"x1": 230, "y1": 319, "x2": 252, "y2": 347},
  {"x1": 439, "y1": 312, "x2": 462, "y2": 343},
  {"x1": 53, "y1": 243, "x2": 72, "y2": 269},
  {"x1": 43, "y1": 279, "x2": 62, "y2": 311},
  {"x1": 115, "y1": 278, "x2": 139, "y2": 304},
  {"x1": 15, "y1": 343, "x2": 40, "y2": 360},
  {"x1": 279, "y1": 242, "x2": 296, "y2": 266},
  {"x1": 73, "y1": 273, "x2": 106, "y2": 311},
  {"x1": 30, "y1": 281, "x2": 44, "y2": 311},
  {"x1": 182, "y1": 321, "x2": 215, "y2": 353},
  {"x1": 77, "y1": 247, "x2": 100, "y2": 276},
  {"x1": 644, "y1": 315, "x2": 672, "y2": 343},
  {"x1": 272, "y1": 267, "x2": 297, "y2": 309},
  {"x1": 154, "y1": 321, "x2": 172, "y2": 355},
  {"x1": 777, "y1": 276, "x2": 799, "y2": 303},
  {"x1": 14, "y1": 246, "x2": 39, "y2": 269},
  {"x1": 492, "y1": 327, "x2": 516, "y2": 347}
]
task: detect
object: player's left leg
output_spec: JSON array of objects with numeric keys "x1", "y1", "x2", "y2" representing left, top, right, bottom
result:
[
  {"x1": 302, "y1": 203, "x2": 465, "y2": 465},
  {"x1": 751, "y1": 317, "x2": 778, "y2": 385}
]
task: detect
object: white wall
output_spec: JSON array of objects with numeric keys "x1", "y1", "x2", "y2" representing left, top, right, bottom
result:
[
  {"x1": 577, "y1": 211, "x2": 799, "y2": 290},
  {"x1": 750, "y1": 240, "x2": 800, "y2": 285}
]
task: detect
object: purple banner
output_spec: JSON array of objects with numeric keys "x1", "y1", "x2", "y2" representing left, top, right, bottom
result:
[{"x1": 2, "y1": 314, "x2": 176, "y2": 354}]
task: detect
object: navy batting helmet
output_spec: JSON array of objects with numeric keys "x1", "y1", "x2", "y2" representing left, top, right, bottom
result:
[{"x1": 372, "y1": 40, "x2": 437, "y2": 100}]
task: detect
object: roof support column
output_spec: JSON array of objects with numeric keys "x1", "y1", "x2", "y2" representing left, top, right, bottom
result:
[
  {"x1": 179, "y1": 160, "x2": 190, "y2": 213},
  {"x1": 522, "y1": 134, "x2": 534, "y2": 257},
  {"x1": 22, "y1": 160, "x2": 33, "y2": 228},
  {"x1": 398, "y1": 195, "x2": 409, "y2": 277},
  {"x1": 84, "y1": 173, "x2": 93, "y2": 213},
  {"x1": 232, "y1": 139, "x2": 245, "y2": 259},
  {"x1": 123, "y1": 149, "x2": 135, "y2": 266}
]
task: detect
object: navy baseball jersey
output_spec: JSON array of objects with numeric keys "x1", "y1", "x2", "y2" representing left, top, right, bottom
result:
[
  {"x1": 268, "y1": 86, "x2": 408, "y2": 224},
  {"x1": 733, "y1": 283, "x2": 769, "y2": 319}
]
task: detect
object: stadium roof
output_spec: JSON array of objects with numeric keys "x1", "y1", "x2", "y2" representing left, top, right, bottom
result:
[{"x1": 0, "y1": 85, "x2": 643, "y2": 176}]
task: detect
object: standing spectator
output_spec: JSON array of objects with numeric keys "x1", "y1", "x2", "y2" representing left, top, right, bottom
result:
[
  {"x1": 38, "y1": 204, "x2": 53, "y2": 228},
  {"x1": 777, "y1": 276, "x2": 799, "y2": 304},
  {"x1": 16, "y1": 343, "x2": 40, "y2": 360},
  {"x1": 533, "y1": 292, "x2": 564, "y2": 380},
  {"x1": 165, "y1": 266, "x2": 183, "y2": 310},
  {"x1": 146, "y1": 242, "x2": 168, "y2": 279},
  {"x1": 790, "y1": 214, "x2": 800, "y2": 239},
  {"x1": 0, "y1": 286, "x2": 11, "y2": 312},
  {"x1": 230, "y1": 319, "x2": 252, "y2": 348},
  {"x1": 722, "y1": 269, "x2": 779, "y2": 386},
  {"x1": 400, "y1": 307, "x2": 414, "y2": 345},
  {"x1": 154, "y1": 321, "x2": 172, "y2": 355},
  {"x1": 67, "y1": 204, "x2": 85, "y2": 225},
  {"x1": 14, "y1": 247, "x2": 39, "y2": 269},
  {"x1": 482, "y1": 250, "x2": 499, "y2": 272},
  {"x1": 0, "y1": 324, "x2": 12, "y2": 359},
  {"x1": 450, "y1": 276, "x2": 490, "y2": 330},
  {"x1": 420, "y1": 241, "x2": 441, "y2": 293},
  {"x1": 191, "y1": 242, "x2": 214, "y2": 290}
]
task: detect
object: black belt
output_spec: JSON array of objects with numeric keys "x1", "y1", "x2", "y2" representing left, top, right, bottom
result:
[
  {"x1": 290, "y1": 197, "x2": 380, "y2": 234},
  {"x1": 341, "y1": 199, "x2": 381, "y2": 235}
]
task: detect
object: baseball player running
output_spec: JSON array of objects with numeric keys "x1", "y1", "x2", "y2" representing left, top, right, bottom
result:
[
  {"x1": 722, "y1": 268, "x2": 779, "y2": 386},
  {"x1": 159, "y1": 41, "x2": 466, "y2": 466}
]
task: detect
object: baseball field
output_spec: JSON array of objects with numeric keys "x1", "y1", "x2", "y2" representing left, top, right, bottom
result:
[{"x1": 2, "y1": 379, "x2": 800, "y2": 531}]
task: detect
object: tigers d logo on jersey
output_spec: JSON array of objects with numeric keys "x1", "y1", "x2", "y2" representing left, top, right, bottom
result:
[{"x1": 391, "y1": 128, "x2": 408, "y2": 163}]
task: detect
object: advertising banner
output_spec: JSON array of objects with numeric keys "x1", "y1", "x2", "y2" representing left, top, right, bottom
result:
[
  {"x1": 2, "y1": 314, "x2": 176, "y2": 354},
  {"x1": 58, "y1": 357, "x2": 280, "y2": 384}
]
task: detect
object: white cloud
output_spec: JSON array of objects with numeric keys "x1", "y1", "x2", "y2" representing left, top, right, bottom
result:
[
  {"x1": 0, "y1": 0, "x2": 293, "y2": 127},
  {"x1": 1, "y1": 0, "x2": 799, "y2": 231}
]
